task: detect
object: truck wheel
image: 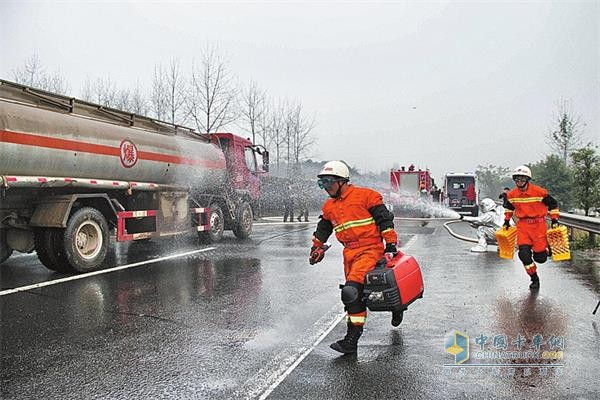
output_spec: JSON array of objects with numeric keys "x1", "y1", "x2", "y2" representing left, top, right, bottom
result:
[
  {"x1": 198, "y1": 204, "x2": 224, "y2": 243},
  {"x1": 0, "y1": 229, "x2": 13, "y2": 264},
  {"x1": 232, "y1": 202, "x2": 253, "y2": 239},
  {"x1": 34, "y1": 228, "x2": 72, "y2": 273},
  {"x1": 60, "y1": 207, "x2": 109, "y2": 273}
]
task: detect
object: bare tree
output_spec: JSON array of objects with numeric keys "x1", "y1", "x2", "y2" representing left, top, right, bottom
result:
[
  {"x1": 239, "y1": 79, "x2": 267, "y2": 144},
  {"x1": 113, "y1": 87, "x2": 131, "y2": 111},
  {"x1": 256, "y1": 101, "x2": 273, "y2": 149},
  {"x1": 267, "y1": 100, "x2": 286, "y2": 168},
  {"x1": 150, "y1": 64, "x2": 169, "y2": 121},
  {"x1": 289, "y1": 101, "x2": 315, "y2": 165},
  {"x1": 187, "y1": 45, "x2": 238, "y2": 133},
  {"x1": 166, "y1": 58, "x2": 188, "y2": 125},
  {"x1": 80, "y1": 76, "x2": 118, "y2": 107},
  {"x1": 547, "y1": 98, "x2": 586, "y2": 165},
  {"x1": 128, "y1": 81, "x2": 148, "y2": 115},
  {"x1": 11, "y1": 54, "x2": 70, "y2": 94},
  {"x1": 152, "y1": 59, "x2": 188, "y2": 124}
]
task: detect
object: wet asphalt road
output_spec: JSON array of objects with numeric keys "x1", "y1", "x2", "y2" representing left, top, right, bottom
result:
[{"x1": 1, "y1": 219, "x2": 599, "y2": 399}]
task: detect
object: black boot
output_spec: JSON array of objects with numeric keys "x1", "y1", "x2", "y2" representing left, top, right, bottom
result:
[
  {"x1": 391, "y1": 310, "x2": 404, "y2": 327},
  {"x1": 529, "y1": 273, "x2": 540, "y2": 290},
  {"x1": 330, "y1": 323, "x2": 363, "y2": 354}
]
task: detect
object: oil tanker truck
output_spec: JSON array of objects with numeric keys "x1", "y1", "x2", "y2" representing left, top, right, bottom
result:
[{"x1": 0, "y1": 79, "x2": 268, "y2": 273}]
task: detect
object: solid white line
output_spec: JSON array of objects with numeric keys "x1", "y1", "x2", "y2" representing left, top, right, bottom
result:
[
  {"x1": 401, "y1": 235, "x2": 418, "y2": 250},
  {"x1": 258, "y1": 234, "x2": 420, "y2": 399},
  {"x1": 0, "y1": 247, "x2": 216, "y2": 297},
  {"x1": 257, "y1": 311, "x2": 346, "y2": 400}
]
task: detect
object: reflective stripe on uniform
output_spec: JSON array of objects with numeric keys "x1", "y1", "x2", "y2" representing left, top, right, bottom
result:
[
  {"x1": 334, "y1": 217, "x2": 375, "y2": 233},
  {"x1": 347, "y1": 315, "x2": 366, "y2": 324},
  {"x1": 509, "y1": 197, "x2": 544, "y2": 204},
  {"x1": 524, "y1": 262, "x2": 536, "y2": 270},
  {"x1": 549, "y1": 209, "x2": 560, "y2": 215},
  {"x1": 381, "y1": 227, "x2": 393, "y2": 234}
]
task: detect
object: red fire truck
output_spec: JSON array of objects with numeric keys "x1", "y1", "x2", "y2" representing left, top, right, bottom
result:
[{"x1": 387, "y1": 166, "x2": 433, "y2": 216}]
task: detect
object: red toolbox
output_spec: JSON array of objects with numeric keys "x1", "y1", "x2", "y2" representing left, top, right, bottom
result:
[{"x1": 363, "y1": 251, "x2": 424, "y2": 312}]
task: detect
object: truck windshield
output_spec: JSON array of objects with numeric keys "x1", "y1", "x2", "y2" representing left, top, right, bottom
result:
[{"x1": 244, "y1": 147, "x2": 257, "y2": 172}]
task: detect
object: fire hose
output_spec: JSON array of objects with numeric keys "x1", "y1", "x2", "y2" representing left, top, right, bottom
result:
[{"x1": 442, "y1": 219, "x2": 479, "y2": 244}]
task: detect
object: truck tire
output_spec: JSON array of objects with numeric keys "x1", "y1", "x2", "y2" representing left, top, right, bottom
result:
[
  {"x1": 232, "y1": 202, "x2": 253, "y2": 239},
  {"x1": 59, "y1": 207, "x2": 109, "y2": 273},
  {"x1": 198, "y1": 203, "x2": 224, "y2": 243},
  {"x1": 34, "y1": 228, "x2": 72, "y2": 273},
  {"x1": 0, "y1": 229, "x2": 13, "y2": 264}
]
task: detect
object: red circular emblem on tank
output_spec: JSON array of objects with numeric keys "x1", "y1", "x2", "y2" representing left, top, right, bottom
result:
[{"x1": 119, "y1": 139, "x2": 138, "y2": 168}]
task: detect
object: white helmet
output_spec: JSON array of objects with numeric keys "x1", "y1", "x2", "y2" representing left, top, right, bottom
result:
[
  {"x1": 318, "y1": 161, "x2": 350, "y2": 180},
  {"x1": 480, "y1": 198, "x2": 496, "y2": 213},
  {"x1": 512, "y1": 165, "x2": 532, "y2": 179}
]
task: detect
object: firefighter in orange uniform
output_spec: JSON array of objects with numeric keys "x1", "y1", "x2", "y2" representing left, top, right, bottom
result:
[
  {"x1": 309, "y1": 161, "x2": 399, "y2": 354},
  {"x1": 503, "y1": 165, "x2": 560, "y2": 290}
]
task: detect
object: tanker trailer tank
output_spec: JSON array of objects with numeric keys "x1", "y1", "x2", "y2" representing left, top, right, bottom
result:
[{"x1": 0, "y1": 79, "x2": 266, "y2": 273}]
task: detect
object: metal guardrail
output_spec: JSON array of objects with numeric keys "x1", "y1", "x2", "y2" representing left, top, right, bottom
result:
[{"x1": 559, "y1": 212, "x2": 600, "y2": 235}]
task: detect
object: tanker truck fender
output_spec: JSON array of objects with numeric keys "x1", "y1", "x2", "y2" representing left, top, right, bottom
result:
[{"x1": 29, "y1": 194, "x2": 118, "y2": 228}]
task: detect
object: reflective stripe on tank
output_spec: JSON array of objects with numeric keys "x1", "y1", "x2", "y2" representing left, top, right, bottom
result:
[{"x1": 334, "y1": 217, "x2": 375, "y2": 233}]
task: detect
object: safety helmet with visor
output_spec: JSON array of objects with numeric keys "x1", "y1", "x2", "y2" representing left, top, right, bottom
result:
[
  {"x1": 512, "y1": 165, "x2": 532, "y2": 182},
  {"x1": 317, "y1": 161, "x2": 350, "y2": 189}
]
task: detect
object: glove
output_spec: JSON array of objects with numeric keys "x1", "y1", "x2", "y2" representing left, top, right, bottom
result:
[
  {"x1": 551, "y1": 218, "x2": 559, "y2": 228},
  {"x1": 309, "y1": 246, "x2": 326, "y2": 265},
  {"x1": 503, "y1": 219, "x2": 511, "y2": 230},
  {"x1": 384, "y1": 243, "x2": 398, "y2": 256}
]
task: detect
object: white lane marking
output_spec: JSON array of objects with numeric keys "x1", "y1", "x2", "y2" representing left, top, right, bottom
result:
[
  {"x1": 255, "y1": 235, "x2": 420, "y2": 399},
  {"x1": 401, "y1": 235, "x2": 418, "y2": 250},
  {"x1": 257, "y1": 310, "x2": 345, "y2": 400},
  {"x1": 0, "y1": 247, "x2": 216, "y2": 297},
  {"x1": 232, "y1": 303, "x2": 345, "y2": 400}
]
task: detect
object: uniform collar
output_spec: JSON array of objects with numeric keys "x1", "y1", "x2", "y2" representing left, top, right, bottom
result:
[{"x1": 335, "y1": 184, "x2": 354, "y2": 200}]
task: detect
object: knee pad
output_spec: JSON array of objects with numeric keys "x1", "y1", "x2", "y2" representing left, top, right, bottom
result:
[
  {"x1": 533, "y1": 251, "x2": 547, "y2": 264},
  {"x1": 341, "y1": 281, "x2": 366, "y2": 314},
  {"x1": 518, "y1": 245, "x2": 533, "y2": 264}
]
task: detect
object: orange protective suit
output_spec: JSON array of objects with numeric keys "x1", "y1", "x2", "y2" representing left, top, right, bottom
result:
[
  {"x1": 313, "y1": 185, "x2": 398, "y2": 325},
  {"x1": 504, "y1": 183, "x2": 559, "y2": 276}
]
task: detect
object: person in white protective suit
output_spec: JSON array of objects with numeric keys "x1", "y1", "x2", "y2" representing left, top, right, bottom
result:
[{"x1": 460, "y1": 198, "x2": 506, "y2": 252}]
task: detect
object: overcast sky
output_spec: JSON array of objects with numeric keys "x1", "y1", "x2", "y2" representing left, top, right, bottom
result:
[{"x1": 1, "y1": 1, "x2": 598, "y2": 181}]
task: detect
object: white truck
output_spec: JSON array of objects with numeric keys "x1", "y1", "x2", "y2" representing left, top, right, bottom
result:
[{"x1": 443, "y1": 172, "x2": 479, "y2": 216}]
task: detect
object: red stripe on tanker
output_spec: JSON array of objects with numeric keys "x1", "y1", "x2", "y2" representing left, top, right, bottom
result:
[
  {"x1": 0, "y1": 98, "x2": 228, "y2": 191},
  {"x1": 0, "y1": 130, "x2": 225, "y2": 169}
]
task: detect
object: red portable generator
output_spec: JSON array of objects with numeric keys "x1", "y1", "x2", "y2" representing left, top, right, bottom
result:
[{"x1": 363, "y1": 251, "x2": 424, "y2": 312}]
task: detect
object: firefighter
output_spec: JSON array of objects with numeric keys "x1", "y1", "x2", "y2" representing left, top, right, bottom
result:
[
  {"x1": 503, "y1": 165, "x2": 559, "y2": 290},
  {"x1": 309, "y1": 160, "x2": 399, "y2": 354},
  {"x1": 460, "y1": 198, "x2": 506, "y2": 252}
]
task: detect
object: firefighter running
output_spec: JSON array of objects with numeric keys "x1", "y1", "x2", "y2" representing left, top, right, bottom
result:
[
  {"x1": 503, "y1": 165, "x2": 560, "y2": 290},
  {"x1": 309, "y1": 161, "x2": 399, "y2": 354}
]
